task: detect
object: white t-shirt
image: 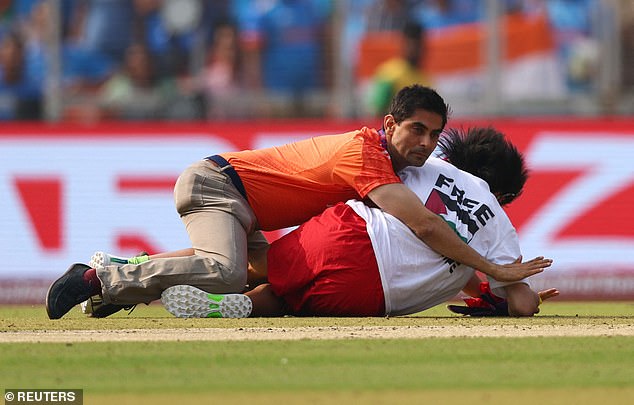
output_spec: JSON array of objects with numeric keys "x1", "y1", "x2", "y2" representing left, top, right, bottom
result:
[{"x1": 347, "y1": 157, "x2": 524, "y2": 316}]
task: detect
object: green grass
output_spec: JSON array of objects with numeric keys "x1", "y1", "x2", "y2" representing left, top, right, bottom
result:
[
  {"x1": 2, "y1": 337, "x2": 633, "y2": 392},
  {"x1": 1, "y1": 302, "x2": 633, "y2": 404}
]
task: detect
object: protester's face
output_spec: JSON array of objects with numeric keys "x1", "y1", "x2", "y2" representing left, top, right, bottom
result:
[{"x1": 384, "y1": 108, "x2": 444, "y2": 172}]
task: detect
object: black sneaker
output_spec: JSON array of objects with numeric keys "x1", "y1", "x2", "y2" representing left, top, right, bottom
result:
[
  {"x1": 90, "y1": 303, "x2": 137, "y2": 318},
  {"x1": 46, "y1": 263, "x2": 94, "y2": 319}
]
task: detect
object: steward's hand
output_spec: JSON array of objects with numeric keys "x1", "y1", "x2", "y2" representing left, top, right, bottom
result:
[{"x1": 486, "y1": 256, "x2": 552, "y2": 282}]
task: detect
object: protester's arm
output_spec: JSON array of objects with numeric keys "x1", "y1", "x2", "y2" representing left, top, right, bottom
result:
[
  {"x1": 367, "y1": 183, "x2": 552, "y2": 282},
  {"x1": 148, "y1": 248, "x2": 194, "y2": 259},
  {"x1": 247, "y1": 245, "x2": 269, "y2": 287},
  {"x1": 462, "y1": 273, "x2": 485, "y2": 297}
]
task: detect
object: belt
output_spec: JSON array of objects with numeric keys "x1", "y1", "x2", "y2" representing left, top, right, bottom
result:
[{"x1": 205, "y1": 155, "x2": 248, "y2": 201}]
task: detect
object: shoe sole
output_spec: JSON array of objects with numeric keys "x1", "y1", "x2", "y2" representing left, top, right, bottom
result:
[
  {"x1": 161, "y1": 285, "x2": 252, "y2": 318},
  {"x1": 89, "y1": 251, "x2": 109, "y2": 269},
  {"x1": 80, "y1": 295, "x2": 103, "y2": 315},
  {"x1": 89, "y1": 251, "x2": 129, "y2": 269}
]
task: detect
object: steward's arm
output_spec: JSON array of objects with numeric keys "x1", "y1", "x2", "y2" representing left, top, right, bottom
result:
[{"x1": 367, "y1": 183, "x2": 551, "y2": 282}]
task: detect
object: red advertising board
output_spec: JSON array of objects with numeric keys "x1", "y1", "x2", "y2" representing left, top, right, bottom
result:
[{"x1": 1, "y1": 118, "x2": 633, "y2": 303}]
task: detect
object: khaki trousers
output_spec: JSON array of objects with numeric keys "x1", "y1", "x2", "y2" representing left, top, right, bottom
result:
[{"x1": 98, "y1": 160, "x2": 269, "y2": 305}]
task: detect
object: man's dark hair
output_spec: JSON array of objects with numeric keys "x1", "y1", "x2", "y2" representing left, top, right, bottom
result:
[
  {"x1": 403, "y1": 20, "x2": 424, "y2": 41},
  {"x1": 438, "y1": 127, "x2": 528, "y2": 206},
  {"x1": 402, "y1": 20, "x2": 425, "y2": 67},
  {"x1": 389, "y1": 85, "x2": 450, "y2": 129}
]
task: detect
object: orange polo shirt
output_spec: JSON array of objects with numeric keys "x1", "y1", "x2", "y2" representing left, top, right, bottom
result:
[{"x1": 221, "y1": 127, "x2": 401, "y2": 231}]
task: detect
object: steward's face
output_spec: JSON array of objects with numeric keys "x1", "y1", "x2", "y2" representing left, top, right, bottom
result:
[{"x1": 385, "y1": 108, "x2": 444, "y2": 172}]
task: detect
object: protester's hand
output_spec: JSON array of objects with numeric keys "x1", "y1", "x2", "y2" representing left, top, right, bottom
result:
[
  {"x1": 448, "y1": 283, "x2": 560, "y2": 317},
  {"x1": 488, "y1": 256, "x2": 552, "y2": 282},
  {"x1": 447, "y1": 300, "x2": 509, "y2": 317},
  {"x1": 538, "y1": 288, "x2": 560, "y2": 303},
  {"x1": 447, "y1": 282, "x2": 509, "y2": 317},
  {"x1": 529, "y1": 287, "x2": 560, "y2": 315}
]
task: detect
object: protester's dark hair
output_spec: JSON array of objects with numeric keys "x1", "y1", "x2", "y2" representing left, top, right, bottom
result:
[
  {"x1": 389, "y1": 84, "x2": 450, "y2": 129},
  {"x1": 438, "y1": 127, "x2": 528, "y2": 205}
]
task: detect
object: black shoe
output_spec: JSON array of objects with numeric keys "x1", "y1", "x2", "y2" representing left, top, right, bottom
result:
[
  {"x1": 91, "y1": 303, "x2": 137, "y2": 318},
  {"x1": 46, "y1": 263, "x2": 94, "y2": 319}
]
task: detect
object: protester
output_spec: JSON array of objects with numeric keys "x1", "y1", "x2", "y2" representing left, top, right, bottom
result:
[{"x1": 160, "y1": 127, "x2": 556, "y2": 318}]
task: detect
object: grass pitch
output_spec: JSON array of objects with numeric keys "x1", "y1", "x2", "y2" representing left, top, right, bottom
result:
[{"x1": 1, "y1": 302, "x2": 633, "y2": 405}]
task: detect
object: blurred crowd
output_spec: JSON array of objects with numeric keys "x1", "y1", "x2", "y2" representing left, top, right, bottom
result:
[{"x1": 0, "y1": 0, "x2": 626, "y2": 122}]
